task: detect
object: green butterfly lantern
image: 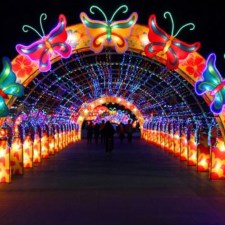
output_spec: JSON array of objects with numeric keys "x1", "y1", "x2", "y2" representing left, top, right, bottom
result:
[{"x1": 0, "y1": 57, "x2": 24, "y2": 117}]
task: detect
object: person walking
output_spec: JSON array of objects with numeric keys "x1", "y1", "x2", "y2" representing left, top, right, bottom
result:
[
  {"x1": 86, "y1": 121, "x2": 93, "y2": 143},
  {"x1": 126, "y1": 120, "x2": 133, "y2": 143},
  {"x1": 93, "y1": 123, "x2": 100, "y2": 144},
  {"x1": 103, "y1": 121, "x2": 115, "y2": 152},
  {"x1": 100, "y1": 120, "x2": 106, "y2": 144},
  {"x1": 117, "y1": 122, "x2": 125, "y2": 142}
]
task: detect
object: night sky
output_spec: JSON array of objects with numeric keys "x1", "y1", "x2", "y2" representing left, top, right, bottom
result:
[{"x1": 0, "y1": 0, "x2": 225, "y2": 73}]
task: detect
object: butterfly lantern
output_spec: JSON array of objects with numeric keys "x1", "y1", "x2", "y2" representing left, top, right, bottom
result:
[
  {"x1": 0, "y1": 57, "x2": 24, "y2": 117},
  {"x1": 195, "y1": 53, "x2": 225, "y2": 114},
  {"x1": 144, "y1": 11, "x2": 201, "y2": 70},
  {"x1": 80, "y1": 5, "x2": 138, "y2": 54},
  {"x1": 16, "y1": 13, "x2": 72, "y2": 73}
]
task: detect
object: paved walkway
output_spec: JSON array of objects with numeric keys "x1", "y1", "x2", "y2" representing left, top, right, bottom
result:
[{"x1": 1, "y1": 137, "x2": 225, "y2": 225}]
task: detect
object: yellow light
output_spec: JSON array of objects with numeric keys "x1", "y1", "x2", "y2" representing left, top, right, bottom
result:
[
  {"x1": 24, "y1": 141, "x2": 31, "y2": 149},
  {"x1": 24, "y1": 155, "x2": 29, "y2": 162},
  {"x1": 49, "y1": 142, "x2": 54, "y2": 149},
  {"x1": 174, "y1": 134, "x2": 180, "y2": 139},
  {"x1": 98, "y1": 37, "x2": 105, "y2": 44},
  {"x1": 112, "y1": 36, "x2": 120, "y2": 43},
  {"x1": 140, "y1": 34, "x2": 149, "y2": 46},
  {"x1": 12, "y1": 143, "x2": 20, "y2": 151},
  {"x1": 189, "y1": 153, "x2": 196, "y2": 161},
  {"x1": 84, "y1": 109, "x2": 89, "y2": 114},
  {"x1": 34, "y1": 151, "x2": 39, "y2": 157},
  {"x1": 0, "y1": 149, "x2": 5, "y2": 157},
  {"x1": 78, "y1": 116, "x2": 84, "y2": 122},
  {"x1": 199, "y1": 158, "x2": 207, "y2": 167},
  {"x1": 220, "y1": 144, "x2": 225, "y2": 152},
  {"x1": 214, "y1": 161, "x2": 221, "y2": 172},
  {"x1": 117, "y1": 97, "x2": 122, "y2": 103},
  {"x1": 42, "y1": 146, "x2": 47, "y2": 153}
]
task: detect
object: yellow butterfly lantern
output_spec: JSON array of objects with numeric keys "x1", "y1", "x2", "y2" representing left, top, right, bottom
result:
[{"x1": 80, "y1": 5, "x2": 138, "y2": 54}]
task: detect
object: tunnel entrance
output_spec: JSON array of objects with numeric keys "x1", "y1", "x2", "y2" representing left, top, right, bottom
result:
[{"x1": 0, "y1": 13, "x2": 225, "y2": 182}]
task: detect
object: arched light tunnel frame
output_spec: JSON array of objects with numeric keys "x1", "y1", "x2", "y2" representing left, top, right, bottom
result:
[
  {"x1": 1, "y1": 22, "x2": 225, "y2": 182},
  {"x1": 4, "y1": 23, "x2": 225, "y2": 138}
]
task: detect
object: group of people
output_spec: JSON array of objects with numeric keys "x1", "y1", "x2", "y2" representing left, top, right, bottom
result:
[{"x1": 86, "y1": 120, "x2": 133, "y2": 152}]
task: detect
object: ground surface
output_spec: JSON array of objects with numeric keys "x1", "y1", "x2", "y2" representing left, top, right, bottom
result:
[{"x1": 1, "y1": 137, "x2": 225, "y2": 225}]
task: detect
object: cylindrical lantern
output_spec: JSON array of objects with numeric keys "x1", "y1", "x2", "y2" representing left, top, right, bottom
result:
[{"x1": 0, "y1": 128, "x2": 11, "y2": 183}]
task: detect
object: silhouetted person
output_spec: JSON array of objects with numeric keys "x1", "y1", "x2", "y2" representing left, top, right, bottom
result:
[
  {"x1": 100, "y1": 120, "x2": 106, "y2": 143},
  {"x1": 117, "y1": 122, "x2": 125, "y2": 142},
  {"x1": 103, "y1": 121, "x2": 115, "y2": 152},
  {"x1": 126, "y1": 120, "x2": 133, "y2": 143},
  {"x1": 93, "y1": 123, "x2": 100, "y2": 144},
  {"x1": 86, "y1": 121, "x2": 93, "y2": 143}
]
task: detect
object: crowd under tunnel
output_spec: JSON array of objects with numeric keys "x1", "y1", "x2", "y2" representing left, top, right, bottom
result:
[{"x1": 0, "y1": 7, "x2": 225, "y2": 183}]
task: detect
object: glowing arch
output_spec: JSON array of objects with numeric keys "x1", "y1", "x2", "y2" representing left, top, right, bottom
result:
[
  {"x1": 76, "y1": 95, "x2": 144, "y2": 127},
  {"x1": 1, "y1": 22, "x2": 224, "y2": 141},
  {"x1": 0, "y1": 15, "x2": 225, "y2": 183}
]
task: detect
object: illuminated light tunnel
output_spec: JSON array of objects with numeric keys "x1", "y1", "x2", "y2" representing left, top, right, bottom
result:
[{"x1": 1, "y1": 6, "x2": 225, "y2": 183}]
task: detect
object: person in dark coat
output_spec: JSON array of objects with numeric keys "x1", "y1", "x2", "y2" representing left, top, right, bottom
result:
[
  {"x1": 93, "y1": 123, "x2": 100, "y2": 144},
  {"x1": 117, "y1": 122, "x2": 125, "y2": 142},
  {"x1": 103, "y1": 121, "x2": 115, "y2": 152},
  {"x1": 99, "y1": 120, "x2": 106, "y2": 143},
  {"x1": 126, "y1": 120, "x2": 133, "y2": 143},
  {"x1": 86, "y1": 121, "x2": 93, "y2": 143}
]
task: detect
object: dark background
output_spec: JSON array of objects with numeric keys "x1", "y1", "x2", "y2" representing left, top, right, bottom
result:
[{"x1": 1, "y1": 0, "x2": 225, "y2": 73}]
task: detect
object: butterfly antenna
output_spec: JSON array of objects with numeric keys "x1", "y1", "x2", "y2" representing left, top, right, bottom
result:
[
  {"x1": 109, "y1": 5, "x2": 128, "y2": 22},
  {"x1": 164, "y1": 11, "x2": 175, "y2": 36},
  {"x1": 22, "y1": 25, "x2": 43, "y2": 38},
  {"x1": 39, "y1": 13, "x2": 47, "y2": 36},
  {"x1": 90, "y1": 5, "x2": 108, "y2": 22},
  {"x1": 22, "y1": 13, "x2": 47, "y2": 38},
  {"x1": 174, "y1": 23, "x2": 195, "y2": 38}
]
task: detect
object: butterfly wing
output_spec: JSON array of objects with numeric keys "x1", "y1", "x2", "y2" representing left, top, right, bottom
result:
[
  {"x1": 0, "y1": 95, "x2": 9, "y2": 117},
  {"x1": 211, "y1": 87, "x2": 225, "y2": 114},
  {"x1": 195, "y1": 53, "x2": 224, "y2": 114},
  {"x1": 145, "y1": 14, "x2": 201, "y2": 70},
  {"x1": 195, "y1": 54, "x2": 221, "y2": 95},
  {"x1": 167, "y1": 38, "x2": 201, "y2": 70},
  {"x1": 110, "y1": 12, "x2": 138, "y2": 53},
  {"x1": 48, "y1": 14, "x2": 72, "y2": 58},
  {"x1": 144, "y1": 14, "x2": 168, "y2": 58},
  {"x1": 16, "y1": 40, "x2": 50, "y2": 72},
  {"x1": 80, "y1": 12, "x2": 108, "y2": 53},
  {"x1": 0, "y1": 58, "x2": 24, "y2": 97},
  {"x1": 0, "y1": 57, "x2": 24, "y2": 117},
  {"x1": 16, "y1": 14, "x2": 71, "y2": 72}
]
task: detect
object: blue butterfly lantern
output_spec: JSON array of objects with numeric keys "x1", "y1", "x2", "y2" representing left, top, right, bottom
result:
[
  {"x1": 0, "y1": 57, "x2": 24, "y2": 117},
  {"x1": 195, "y1": 53, "x2": 225, "y2": 114}
]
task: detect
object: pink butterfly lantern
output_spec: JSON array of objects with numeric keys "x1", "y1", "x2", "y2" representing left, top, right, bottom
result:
[{"x1": 16, "y1": 13, "x2": 72, "y2": 72}]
